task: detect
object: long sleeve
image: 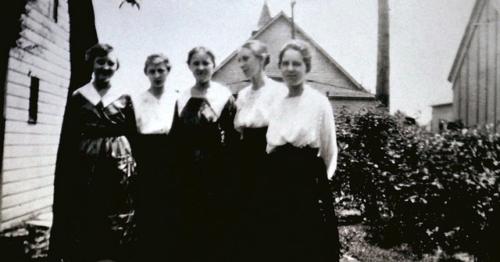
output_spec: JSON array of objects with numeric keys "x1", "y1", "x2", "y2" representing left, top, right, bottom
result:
[
  {"x1": 319, "y1": 101, "x2": 338, "y2": 180},
  {"x1": 219, "y1": 95, "x2": 239, "y2": 150},
  {"x1": 124, "y1": 95, "x2": 139, "y2": 152}
]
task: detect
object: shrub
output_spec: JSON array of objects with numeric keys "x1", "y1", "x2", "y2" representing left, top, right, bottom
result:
[{"x1": 332, "y1": 108, "x2": 500, "y2": 259}]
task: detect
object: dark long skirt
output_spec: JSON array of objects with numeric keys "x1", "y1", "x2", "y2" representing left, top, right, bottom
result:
[
  {"x1": 231, "y1": 127, "x2": 269, "y2": 261},
  {"x1": 256, "y1": 144, "x2": 340, "y2": 262},
  {"x1": 133, "y1": 134, "x2": 180, "y2": 261}
]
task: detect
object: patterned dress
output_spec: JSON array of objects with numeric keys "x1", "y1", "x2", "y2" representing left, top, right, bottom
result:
[{"x1": 49, "y1": 83, "x2": 138, "y2": 262}]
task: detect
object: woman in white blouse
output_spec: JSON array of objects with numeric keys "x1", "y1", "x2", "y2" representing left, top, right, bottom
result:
[
  {"x1": 263, "y1": 40, "x2": 340, "y2": 262},
  {"x1": 232, "y1": 40, "x2": 286, "y2": 261},
  {"x1": 132, "y1": 54, "x2": 180, "y2": 261}
]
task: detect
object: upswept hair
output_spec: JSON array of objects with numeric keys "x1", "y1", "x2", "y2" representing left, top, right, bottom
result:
[
  {"x1": 278, "y1": 39, "x2": 312, "y2": 73},
  {"x1": 144, "y1": 53, "x2": 172, "y2": 73},
  {"x1": 187, "y1": 46, "x2": 216, "y2": 67},
  {"x1": 241, "y1": 40, "x2": 270, "y2": 68}
]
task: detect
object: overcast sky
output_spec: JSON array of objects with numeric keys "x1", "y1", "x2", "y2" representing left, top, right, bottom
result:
[{"x1": 92, "y1": 0, "x2": 475, "y2": 123}]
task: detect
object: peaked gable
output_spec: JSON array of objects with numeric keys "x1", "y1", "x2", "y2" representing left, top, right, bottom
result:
[
  {"x1": 213, "y1": 11, "x2": 372, "y2": 98},
  {"x1": 448, "y1": 0, "x2": 491, "y2": 82}
]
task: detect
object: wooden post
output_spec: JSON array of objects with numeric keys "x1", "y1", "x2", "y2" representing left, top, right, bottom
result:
[{"x1": 376, "y1": 0, "x2": 390, "y2": 109}]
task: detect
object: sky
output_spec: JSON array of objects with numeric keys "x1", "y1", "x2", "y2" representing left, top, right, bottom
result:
[{"x1": 92, "y1": 0, "x2": 475, "y2": 124}]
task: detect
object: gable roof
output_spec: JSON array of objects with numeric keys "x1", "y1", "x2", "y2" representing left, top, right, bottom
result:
[
  {"x1": 448, "y1": 0, "x2": 491, "y2": 83},
  {"x1": 214, "y1": 11, "x2": 370, "y2": 94}
]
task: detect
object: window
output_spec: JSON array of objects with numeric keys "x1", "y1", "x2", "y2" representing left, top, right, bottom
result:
[
  {"x1": 28, "y1": 76, "x2": 39, "y2": 124},
  {"x1": 52, "y1": 0, "x2": 59, "y2": 23}
]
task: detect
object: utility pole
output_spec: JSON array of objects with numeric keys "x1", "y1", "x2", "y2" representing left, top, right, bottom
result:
[
  {"x1": 291, "y1": 0, "x2": 296, "y2": 39},
  {"x1": 376, "y1": 0, "x2": 390, "y2": 110}
]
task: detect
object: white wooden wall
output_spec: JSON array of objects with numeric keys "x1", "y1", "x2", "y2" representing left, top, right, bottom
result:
[{"x1": 1, "y1": 0, "x2": 70, "y2": 230}]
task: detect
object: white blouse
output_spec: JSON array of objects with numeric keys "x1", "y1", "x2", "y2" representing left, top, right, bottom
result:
[
  {"x1": 176, "y1": 82, "x2": 233, "y2": 121},
  {"x1": 132, "y1": 88, "x2": 178, "y2": 134},
  {"x1": 266, "y1": 85, "x2": 338, "y2": 179},
  {"x1": 234, "y1": 77, "x2": 287, "y2": 131}
]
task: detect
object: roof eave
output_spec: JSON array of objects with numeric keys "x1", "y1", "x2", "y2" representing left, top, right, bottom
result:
[{"x1": 448, "y1": 0, "x2": 486, "y2": 83}]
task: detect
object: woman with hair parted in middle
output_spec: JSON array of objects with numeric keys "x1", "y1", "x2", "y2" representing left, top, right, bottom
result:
[
  {"x1": 132, "y1": 53, "x2": 181, "y2": 261},
  {"x1": 262, "y1": 39, "x2": 341, "y2": 262},
  {"x1": 171, "y1": 46, "x2": 239, "y2": 262},
  {"x1": 231, "y1": 39, "x2": 287, "y2": 261}
]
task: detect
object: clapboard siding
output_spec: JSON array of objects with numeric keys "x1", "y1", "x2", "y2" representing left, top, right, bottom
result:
[
  {"x1": 2, "y1": 186, "x2": 53, "y2": 209},
  {"x1": 5, "y1": 107, "x2": 62, "y2": 125},
  {"x1": 0, "y1": 206, "x2": 51, "y2": 231},
  {"x1": 4, "y1": 145, "x2": 58, "y2": 158},
  {"x1": 3, "y1": 156, "x2": 57, "y2": 171},
  {"x1": 487, "y1": 5, "x2": 496, "y2": 123},
  {"x1": 1, "y1": 195, "x2": 53, "y2": 222},
  {"x1": 3, "y1": 176, "x2": 54, "y2": 197},
  {"x1": 1, "y1": 0, "x2": 69, "y2": 229},
  {"x1": 450, "y1": 0, "x2": 500, "y2": 130},
  {"x1": 3, "y1": 165, "x2": 55, "y2": 183}
]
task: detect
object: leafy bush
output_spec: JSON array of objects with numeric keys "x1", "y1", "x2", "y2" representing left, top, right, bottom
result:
[{"x1": 332, "y1": 108, "x2": 500, "y2": 260}]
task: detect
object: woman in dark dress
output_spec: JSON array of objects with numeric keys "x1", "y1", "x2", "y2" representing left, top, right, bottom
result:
[
  {"x1": 172, "y1": 47, "x2": 238, "y2": 262},
  {"x1": 49, "y1": 43, "x2": 138, "y2": 262},
  {"x1": 232, "y1": 40, "x2": 286, "y2": 261},
  {"x1": 132, "y1": 54, "x2": 179, "y2": 261},
  {"x1": 263, "y1": 40, "x2": 341, "y2": 262}
]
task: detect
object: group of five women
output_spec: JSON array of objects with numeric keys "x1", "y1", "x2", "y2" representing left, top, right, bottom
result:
[{"x1": 49, "y1": 39, "x2": 340, "y2": 262}]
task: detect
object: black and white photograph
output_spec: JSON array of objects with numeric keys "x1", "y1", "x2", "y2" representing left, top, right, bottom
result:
[{"x1": 0, "y1": 0, "x2": 499, "y2": 261}]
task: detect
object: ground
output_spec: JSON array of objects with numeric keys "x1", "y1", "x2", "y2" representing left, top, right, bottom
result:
[{"x1": 0, "y1": 211, "x2": 475, "y2": 261}]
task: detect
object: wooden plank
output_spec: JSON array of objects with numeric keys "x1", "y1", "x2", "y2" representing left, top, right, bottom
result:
[
  {"x1": 6, "y1": 69, "x2": 30, "y2": 89},
  {"x1": 1, "y1": 195, "x2": 53, "y2": 222},
  {"x1": 4, "y1": 145, "x2": 58, "y2": 158},
  {"x1": 4, "y1": 133, "x2": 60, "y2": 146},
  {"x1": 2, "y1": 186, "x2": 53, "y2": 209},
  {"x1": 5, "y1": 94, "x2": 65, "y2": 117},
  {"x1": 0, "y1": 206, "x2": 51, "y2": 231},
  {"x1": 468, "y1": 33, "x2": 479, "y2": 126},
  {"x1": 478, "y1": 12, "x2": 487, "y2": 125},
  {"x1": 24, "y1": 4, "x2": 70, "y2": 49},
  {"x1": 9, "y1": 49, "x2": 69, "y2": 84},
  {"x1": 5, "y1": 120, "x2": 62, "y2": 135},
  {"x1": 6, "y1": 64, "x2": 70, "y2": 102},
  {"x1": 6, "y1": 81, "x2": 67, "y2": 106},
  {"x1": 39, "y1": 89, "x2": 67, "y2": 106},
  {"x1": 38, "y1": 101, "x2": 65, "y2": 116},
  {"x1": 2, "y1": 176, "x2": 54, "y2": 196},
  {"x1": 494, "y1": 8, "x2": 500, "y2": 132},
  {"x1": 10, "y1": 38, "x2": 70, "y2": 76},
  {"x1": 2, "y1": 165, "x2": 55, "y2": 183},
  {"x1": 5, "y1": 107, "x2": 63, "y2": 125},
  {"x1": 5, "y1": 94, "x2": 29, "y2": 110},
  {"x1": 487, "y1": 6, "x2": 496, "y2": 125},
  {"x1": 453, "y1": 75, "x2": 460, "y2": 120},
  {"x1": 9, "y1": 44, "x2": 70, "y2": 81},
  {"x1": 2, "y1": 155, "x2": 57, "y2": 171}
]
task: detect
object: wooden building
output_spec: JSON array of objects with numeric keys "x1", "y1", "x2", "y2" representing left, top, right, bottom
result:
[
  {"x1": 213, "y1": 3, "x2": 378, "y2": 113},
  {"x1": 448, "y1": 0, "x2": 500, "y2": 130},
  {"x1": 431, "y1": 102, "x2": 454, "y2": 132},
  {"x1": 0, "y1": 0, "x2": 70, "y2": 230}
]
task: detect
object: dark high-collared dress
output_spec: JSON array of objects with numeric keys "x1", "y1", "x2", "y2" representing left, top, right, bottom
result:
[
  {"x1": 171, "y1": 83, "x2": 238, "y2": 262},
  {"x1": 49, "y1": 84, "x2": 138, "y2": 262}
]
